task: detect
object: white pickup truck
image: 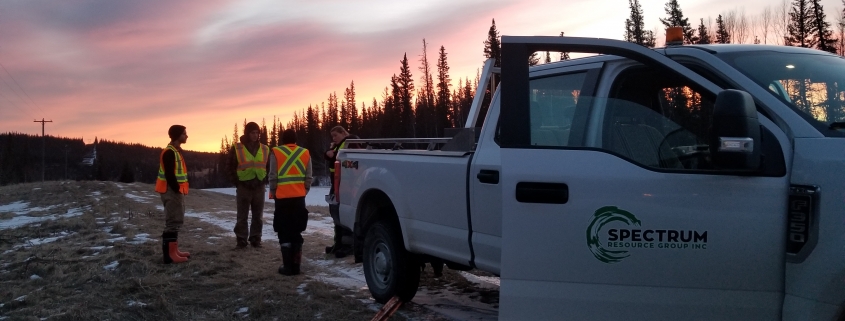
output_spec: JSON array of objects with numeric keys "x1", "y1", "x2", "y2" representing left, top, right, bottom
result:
[{"x1": 331, "y1": 36, "x2": 845, "y2": 320}]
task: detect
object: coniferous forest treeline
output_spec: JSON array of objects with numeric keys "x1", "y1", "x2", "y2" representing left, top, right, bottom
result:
[{"x1": 3, "y1": 0, "x2": 844, "y2": 186}]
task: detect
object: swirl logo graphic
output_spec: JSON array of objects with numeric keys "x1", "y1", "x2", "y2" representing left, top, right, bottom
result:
[{"x1": 586, "y1": 206, "x2": 641, "y2": 263}]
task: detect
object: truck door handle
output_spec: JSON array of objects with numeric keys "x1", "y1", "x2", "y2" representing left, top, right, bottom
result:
[
  {"x1": 515, "y1": 182, "x2": 568, "y2": 204},
  {"x1": 477, "y1": 170, "x2": 499, "y2": 184}
]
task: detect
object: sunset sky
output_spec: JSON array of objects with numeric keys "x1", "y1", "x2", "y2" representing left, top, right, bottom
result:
[{"x1": 0, "y1": 0, "x2": 836, "y2": 152}]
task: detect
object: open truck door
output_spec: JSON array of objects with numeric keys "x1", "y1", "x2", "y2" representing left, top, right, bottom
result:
[{"x1": 497, "y1": 36, "x2": 789, "y2": 320}]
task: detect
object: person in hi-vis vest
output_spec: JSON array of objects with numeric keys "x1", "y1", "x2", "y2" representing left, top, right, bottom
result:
[
  {"x1": 155, "y1": 125, "x2": 191, "y2": 264},
  {"x1": 323, "y1": 126, "x2": 358, "y2": 258},
  {"x1": 227, "y1": 121, "x2": 270, "y2": 248},
  {"x1": 268, "y1": 129, "x2": 312, "y2": 276}
]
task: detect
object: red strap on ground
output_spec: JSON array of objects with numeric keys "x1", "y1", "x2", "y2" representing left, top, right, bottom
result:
[{"x1": 370, "y1": 296, "x2": 403, "y2": 321}]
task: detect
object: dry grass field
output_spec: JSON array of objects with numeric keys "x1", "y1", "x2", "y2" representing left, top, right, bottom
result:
[{"x1": 0, "y1": 181, "x2": 499, "y2": 321}]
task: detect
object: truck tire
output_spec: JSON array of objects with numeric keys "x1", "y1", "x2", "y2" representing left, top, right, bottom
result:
[{"x1": 363, "y1": 220, "x2": 420, "y2": 303}]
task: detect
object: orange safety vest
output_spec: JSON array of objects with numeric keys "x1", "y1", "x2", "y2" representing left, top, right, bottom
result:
[
  {"x1": 234, "y1": 143, "x2": 269, "y2": 181},
  {"x1": 272, "y1": 144, "x2": 310, "y2": 199},
  {"x1": 155, "y1": 144, "x2": 189, "y2": 194}
]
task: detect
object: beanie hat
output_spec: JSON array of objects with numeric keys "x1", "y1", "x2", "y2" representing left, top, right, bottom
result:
[
  {"x1": 245, "y1": 122, "x2": 260, "y2": 133},
  {"x1": 281, "y1": 129, "x2": 297, "y2": 144},
  {"x1": 168, "y1": 125, "x2": 186, "y2": 139}
]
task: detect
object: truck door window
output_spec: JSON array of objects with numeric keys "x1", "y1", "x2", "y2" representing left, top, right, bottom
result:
[
  {"x1": 601, "y1": 66, "x2": 716, "y2": 170},
  {"x1": 529, "y1": 72, "x2": 588, "y2": 147}
]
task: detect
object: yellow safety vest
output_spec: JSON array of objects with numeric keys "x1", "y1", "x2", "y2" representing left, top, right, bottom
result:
[
  {"x1": 155, "y1": 144, "x2": 189, "y2": 194},
  {"x1": 328, "y1": 140, "x2": 348, "y2": 173},
  {"x1": 272, "y1": 144, "x2": 310, "y2": 198},
  {"x1": 235, "y1": 143, "x2": 269, "y2": 181}
]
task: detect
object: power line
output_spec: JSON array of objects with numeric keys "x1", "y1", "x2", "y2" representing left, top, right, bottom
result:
[
  {"x1": 0, "y1": 87, "x2": 36, "y2": 119},
  {"x1": 0, "y1": 61, "x2": 44, "y2": 115},
  {"x1": 0, "y1": 60, "x2": 44, "y2": 116}
]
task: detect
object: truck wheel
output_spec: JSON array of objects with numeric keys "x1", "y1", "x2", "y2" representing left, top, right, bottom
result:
[{"x1": 363, "y1": 220, "x2": 420, "y2": 303}]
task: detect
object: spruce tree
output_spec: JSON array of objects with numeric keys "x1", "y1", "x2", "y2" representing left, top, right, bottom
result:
[
  {"x1": 398, "y1": 54, "x2": 415, "y2": 137},
  {"x1": 716, "y1": 14, "x2": 731, "y2": 43},
  {"x1": 483, "y1": 19, "x2": 502, "y2": 66},
  {"x1": 696, "y1": 18, "x2": 712, "y2": 44},
  {"x1": 660, "y1": 0, "x2": 697, "y2": 43},
  {"x1": 788, "y1": 0, "x2": 816, "y2": 47},
  {"x1": 435, "y1": 45, "x2": 452, "y2": 134},
  {"x1": 624, "y1": 0, "x2": 652, "y2": 47},
  {"x1": 260, "y1": 118, "x2": 268, "y2": 146},
  {"x1": 811, "y1": 0, "x2": 837, "y2": 52}
]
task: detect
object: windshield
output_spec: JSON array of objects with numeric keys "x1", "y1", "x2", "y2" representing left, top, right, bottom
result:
[{"x1": 717, "y1": 50, "x2": 845, "y2": 135}]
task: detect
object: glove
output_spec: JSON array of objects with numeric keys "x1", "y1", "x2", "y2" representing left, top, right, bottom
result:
[{"x1": 269, "y1": 189, "x2": 276, "y2": 199}]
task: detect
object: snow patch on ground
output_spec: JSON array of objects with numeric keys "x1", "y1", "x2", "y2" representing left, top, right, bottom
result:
[
  {"x1": 103, "y1": 261, "x2": 119, "y2": 270},
  {"x1": 0, "y1": 201, "x2": 30, "y2": 213},
  {"x1": 204, "y1": 187, "x2": 332, "y2": 207},
  {"x1": 124, "y1": 193, "x2": 154, "y2": 203},
  {"x1": 0, "y1": 207, "x2": 86, "y2": 230}
]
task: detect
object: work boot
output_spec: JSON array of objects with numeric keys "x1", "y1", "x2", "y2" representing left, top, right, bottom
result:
[
  {"x1": 162, "y1": 232, "x2": 188, "y2": 264},
  {"x1": 292, "y1": 242, "x2": 302, "y2": 275},
  {"x1": 278, "y1": 243, "x2": 299, "y2": 276},
  {"x1": 236, "y1": 238, "x2": 248, "y2": 249},
  {"x1": 249, "y1": 236, "x2": 262, "y2": 248},
  {"x1": 334, "y1": 244, "x2": 351, "y2": 259},
  {"x1": 173, "y1": 232, "x2": 190, "y2": 258}
]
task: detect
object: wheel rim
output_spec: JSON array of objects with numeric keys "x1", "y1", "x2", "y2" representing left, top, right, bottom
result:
[{"x1": 371, "y1": 241, "x2": 392, "y2": 288}]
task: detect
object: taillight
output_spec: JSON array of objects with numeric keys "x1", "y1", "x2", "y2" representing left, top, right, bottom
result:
[{"x1": 333, "y1": 160, "x2": 341, "y2": 201}]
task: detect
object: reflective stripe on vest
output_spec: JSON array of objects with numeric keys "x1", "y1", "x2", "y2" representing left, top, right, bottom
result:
[
  {"x1": 328, "y1": 140, "x2": 348, "y2": 173},
  {"x1": 155, "y1": 144, "x2": 189, "y2": 194},
  {"x1": 235, "y1": 143, "x2": 269, "y2": 181},
  {"x1": 273, "y1": 144, "x2": 310, "y2": 198}
]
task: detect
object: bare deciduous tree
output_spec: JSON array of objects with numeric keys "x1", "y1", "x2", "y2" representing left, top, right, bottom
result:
[
  {"x1": 736, "y1": 8, "x2": 750, "y2": 43},
  {"x1": 773, "y1": 0, "x2": 790, "y2": 45},
  {"x1": 837, "y1": 3, "x2": 845, "y2": 55},
  {"x1": 724, "y1": 9, "x2": 737, "y2": 43},
  {"x1": 761, "y1": 6, "x2": 773, "y2": 44}
]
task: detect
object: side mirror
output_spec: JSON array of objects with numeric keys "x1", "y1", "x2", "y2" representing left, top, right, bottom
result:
[{"x1": 709, "y1": 90, "x2": 761, "y2": 171}]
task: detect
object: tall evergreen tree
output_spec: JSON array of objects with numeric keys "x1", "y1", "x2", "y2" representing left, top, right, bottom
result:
[
  {"x1": 660, "y1": 0, "x2": 697, "y2": 43},
  {"x1": 696, "y1": 18, "x2": 712, "y2": 44},
  {"x1": 625, "y1": 0, "x2": 655, "y2": 47},
  {"x1": 716, "y1": 14, "x2": 731, "y2": 43},
  {"x1": 788, "y1": 0, "x2": 816, "y2": 47},
  {"x1": 483, "y1": 19, "x2": 502, "y2": 67},
  {"x1": 544, "y1": 52, "x2": 552, "y2": 64},
  {"x1": 260, "y1": 118, "x2": 269, "y2": 146},
  {"x1": 345, "y1": 81, "x2": 357, "y2": 133},
  {"x1": 435, "y1": 45, "x2": 452, "y2": 134},
  {"x1": 811, "y1": 0, "x2": 837, "y2": 52},
  {"x1": 397, "y1": 54, "x2": 415, "y2": 137},
  {"x1": 270, "y1": 116, "x2": 278, "y2": 146}
]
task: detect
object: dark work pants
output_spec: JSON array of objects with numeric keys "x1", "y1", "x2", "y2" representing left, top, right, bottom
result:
[{"x1": 273, "y1": 196, "x2": 308, "y2": 245}]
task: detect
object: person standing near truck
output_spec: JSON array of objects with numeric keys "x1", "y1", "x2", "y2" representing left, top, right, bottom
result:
[
  {"x1": 324, "y1": 126, "x2": 357, "y2": 258},
  {"x1": 227, "y1": 121, "x2": 270, "y2": 249},
  {"x1": 269, "y1": 129, "x2": 312, "y2": 276},
  {"x1": 156, "y1": 125, "x2": 191, "y2": 264}
]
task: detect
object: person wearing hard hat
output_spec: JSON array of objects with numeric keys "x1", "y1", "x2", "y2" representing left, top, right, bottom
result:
[{"x1": 227, "y1": 121, "x2": 270, "y2": 249}]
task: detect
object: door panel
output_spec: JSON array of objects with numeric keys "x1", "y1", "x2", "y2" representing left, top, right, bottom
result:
[{"x1": 498, "y1": 36, "x2": 789, "y2": 320}]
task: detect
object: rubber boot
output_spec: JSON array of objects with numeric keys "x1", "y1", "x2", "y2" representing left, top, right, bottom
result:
[
  {"x1": 278, "y1": 243, "x2": 297, "y2": 275},
  {"x1": 173, "y1": 232, "x2": 190, "y2": 258},
  {"x1": 292, "y1": 242, "x2": 302, "y2": 275},
  {"x1": 162, "y1": 233, "x2": 188, "y2": 264}
]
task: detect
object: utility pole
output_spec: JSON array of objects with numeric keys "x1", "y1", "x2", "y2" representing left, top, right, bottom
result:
[
  {"x1": 64, "y1": 144, "x2": 68, "y2": 180},
  {"x1": 34, "y1": 118, "x2": 52, "y2": 182}
]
